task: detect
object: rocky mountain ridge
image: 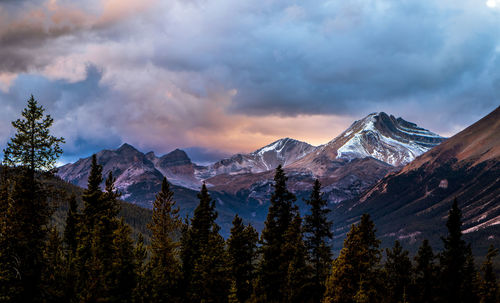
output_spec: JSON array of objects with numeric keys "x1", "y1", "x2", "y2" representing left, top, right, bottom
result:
[
  {"x1": 331, "y1": 106, "x2": 500, "y2": 254},
  {"x1": 195, "y1": 138, "x2": 316, "y2": 179},
  {"x1": 58, "y1": 112, "x2": 446, "y2": 208}
]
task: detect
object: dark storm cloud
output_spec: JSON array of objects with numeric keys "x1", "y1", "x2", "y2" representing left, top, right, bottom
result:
[
  {"x1": 145, "y1": 0, "x2": 500, "y2": 134},
  {"x1": 0, "y1": 0, "x2": 499, "y2": 159}
]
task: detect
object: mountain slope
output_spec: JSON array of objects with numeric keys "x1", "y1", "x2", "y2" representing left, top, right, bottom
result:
[
  {"x1": 146, "y1": 148, "x2": 201, "y2": 189},
  {"x1": 208, "y1": 112, "x2": 443, "y2": 207},
  {"x1": 57, "y1": 144, "x2": 201, "y2": 205},
  {"x1": 333, "y1": 106, "x2": 500, "y2": 253},
  {"x1": 195, "y1": 138, "x2": 316, "y2": 179},
  {"x1": 290, "y1": 112, "x2": 446, "y2": 176}
]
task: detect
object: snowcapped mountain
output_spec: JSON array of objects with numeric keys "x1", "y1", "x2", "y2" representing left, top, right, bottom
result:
[
  {"x1": 334, "y1": 112, "x2": 445, "y2": 165},
  {"x1": 58, "y1": 112, "x2": 445, "y2": 208},
  {"x1": 56, "y1": 111, "x2": 454, "y2": 238},
  {"x1": 289, "y1": 112, "x2": 446, "y2": 176},
  {"x1": 332, "y1": 106, "x2": 500, "y2": 254},
  {"x1": 195, "y1": 138, "x2": 316, "y2": 179}
]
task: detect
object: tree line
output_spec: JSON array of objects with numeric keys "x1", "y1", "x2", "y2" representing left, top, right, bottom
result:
[{"x1": 0, "y1": 96, "x2": 498, "y2": 303}]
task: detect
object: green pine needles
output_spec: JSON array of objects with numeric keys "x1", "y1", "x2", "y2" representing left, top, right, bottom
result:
[{"x1": 3, "y1": 95, "x2": 64, "y2": 172}]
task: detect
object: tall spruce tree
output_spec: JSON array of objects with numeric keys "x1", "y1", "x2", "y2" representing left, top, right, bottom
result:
[
  {"x1": 74, "y1": 156, "x2": 104, "y2": 301},
  {"x1": 462, "y1": 245, "x2": 480, "y2": 303},
  {"x1": 254, "y1": 165, "x2": 297, "y2": 302},
  {"x1": 479, "y1": 245, "x2": 499, "y2": 303},
  {"x1": 109, "y1": 219, "x2": 137, "y2": 302},
  {"x1": 411, "y1": 239, "x2": 438, "y2": 303},
  {"x1": 283, "y1": 214, "x2": 313, "y2": 303},
  {"x1": 439, "y1": 198, "x2": 476, "y2": 303},
  {"x1": 40, "y1": 227, "x2": 65, "y2": 303},
  {"x1": 323, "y1": 214, "x2": 381, "y2": 303},
  {"x1": 0, "y1": 95, "x2": 64, "y2": 302},
  {"x1": 62, "y1": 195, "x2": 79, "y2": 303},
  {"x1": 304, "y1": 179, "x2": 333, "y2": 303},
  {"x1": 2, "y1": 95, "x2": 64, "y2": 173},
  {"x1": 383, "y1": 240, "x2": 412, "y2": 303},
  {"x1": 181, "y1": 183, "x2": 230, "y2": 302},
  {"x1": 0, "y1": 171, "x2": 18, "y2": 301},
  {"x1": 63, "y1": 195, "x2": 79, "y2": 256},
  {"x1": 133, "y1": 233, "x2": 149, "y2": 303},
  {"x1": 147, "y1": 177, "x2": 182, "y2": 302},
  {"x1": 227, "y1": 215, "x2": 258, "y2": 303},
  {"x1": 94, "y1": 171, "x2": 121, "y2": 299},
  {"x1": 74, "y1": 157, "x2": 126, "y2": 302}
]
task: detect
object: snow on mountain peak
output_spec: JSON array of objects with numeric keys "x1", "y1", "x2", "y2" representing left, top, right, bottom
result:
[
  {"x1": 195, "y1": 138, "x2": 316, "y2": 178},
  {"x1": 253, "y1": 138, "x2": 299, "y2": 156},
  {"x1": 334, "y1": 112, "x2": 446, "y2": 166}
]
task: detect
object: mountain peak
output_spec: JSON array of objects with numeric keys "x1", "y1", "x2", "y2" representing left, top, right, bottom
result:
[
  {"x1": 159, "y1": 149, "x2": 192, "y2": 166},
  {"x1": 322, "y1": 112, "x2": 447, "y2": 166},
  {"x1": 252, "y1": 137, "x2": 309, "y2": 155},
  {"x1": 117, "y1": 143, "x2": 139, "y2": 153}
]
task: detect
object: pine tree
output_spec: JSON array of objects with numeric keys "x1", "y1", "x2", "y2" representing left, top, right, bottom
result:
[
  {"x1": 254, "y1": 165, "x2": 297, "y2": 302},
  {"x1": 0, "y1": 96, "x2": 64, "y2": 302},
  {"x1": 81, "y1": 155, "x2": 103, "y2": 226},
  {"x1": 284, "y1": 214, "x2": 313, "y2": 303},
  {"x1": 63, "y1": 195, "x2": 79, "y2": 256},
  {"x1": 479, "y1": 245, "x2": 499, "y2": 303},
  {"x1": 411, "y1": 239, "x2": 438, "y2": 303},
  {"x1": 323, "y1": 214, "x2": 381, "y2": 303},
  {"x1": 74, "y1": 157, "x2": 105, "y2": 301},
  {"x1": 62, "y1": 195, "x2": 79, "y2": 302},
  {"x1": 0, "y1": 170, "x2": 21, "y2": 302},
  {"x1": 109, "y1": 219, "x2": 137, "y2": 302},
  {"x1": 147, "y1": 177, "x2": 182, "y2": 302},
  {"x1": 304, "y1": 179, "x2": 333, "y2": 303},
  {"x1": 2, "y1": 95, "x2": 64, "y2": 173},
  {"x1": 439, "y1": 198, "x2": 476, "y2": 303},
  {"x1": 133, "y1": 233, "x2": 149, "y2": 303},
  {"x1": 181, "y1": 183, "x2": 230, "y2": 302},
  {"x1": 462, "y1": 245, "x2": 480, "y2": 303},
  {"x1": 74, "y1": 158, "x2": 124, "y2": 302},
  {"x1": 40, "y1": 227, "x2": 65, "y2": 303},
  {"x1": 227, "y1": 215, "x2": 258, "y2": 303},
  {"x1": 383, "y1": 240, "x2": 412, "y2": 303}
]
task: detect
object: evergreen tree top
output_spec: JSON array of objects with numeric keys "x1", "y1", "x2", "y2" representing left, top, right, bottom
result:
[
  {"x1": 270, "y1": 165, "x2": 296, "y2": 205},
  {"x1": 2, "y1": 95, "x2": 64, "y2": 172},
  {"x1": 442, "y1": 198, "x2": 466, "y2": 253},
  {"x1": 86, "y1": 155, "x2": 103, "y2": 193}
]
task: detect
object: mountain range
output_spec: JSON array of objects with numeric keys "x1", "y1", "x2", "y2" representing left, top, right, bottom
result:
[{"x1": 57, "y1": 109, "x2": 499, "y2": 248}]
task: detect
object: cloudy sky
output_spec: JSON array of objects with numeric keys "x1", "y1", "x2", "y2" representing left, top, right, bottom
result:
[{"x1": 0, "y1": 0, "x2": 499, "y2": 164}]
